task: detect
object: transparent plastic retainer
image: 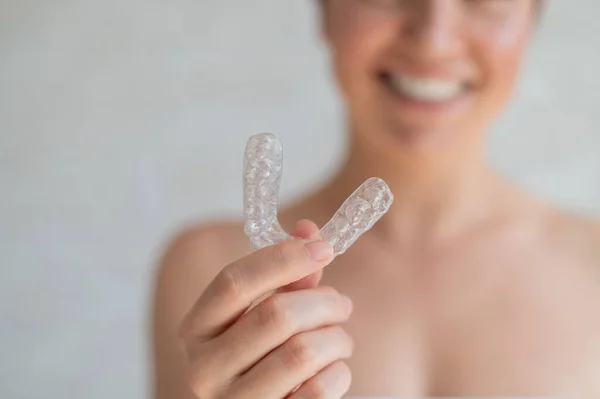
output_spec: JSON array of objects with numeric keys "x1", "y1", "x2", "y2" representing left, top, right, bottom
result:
[{"x1": 243, "y1": 133, "x2": 394, "y2": 257}]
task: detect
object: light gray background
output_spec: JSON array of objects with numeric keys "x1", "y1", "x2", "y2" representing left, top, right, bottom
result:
[{"x1": 1, "y1": 1, "x2": 599, "y2": 398}]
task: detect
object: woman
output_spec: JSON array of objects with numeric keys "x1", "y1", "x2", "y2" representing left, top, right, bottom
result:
[{"x1": 152, "y1": 1, "x2": 600, "y2": 397}]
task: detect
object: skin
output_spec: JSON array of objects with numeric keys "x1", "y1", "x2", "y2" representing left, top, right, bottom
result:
[{"x1": 152, "y1": 0, "x2": 600, "y2": 397}]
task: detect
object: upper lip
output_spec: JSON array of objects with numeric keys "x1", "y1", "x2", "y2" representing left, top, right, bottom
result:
[{"x1": 378, "y1": 65, "x2": 472, "y2": 82}]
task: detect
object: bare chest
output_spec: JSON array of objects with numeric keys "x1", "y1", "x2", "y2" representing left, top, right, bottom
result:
[{"x1": 321, "y1": 245, "x2": 600, "y2": 397}]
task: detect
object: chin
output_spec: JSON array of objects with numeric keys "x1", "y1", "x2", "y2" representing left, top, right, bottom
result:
[
  {"x1": 367, "y1": 109, "x2": 470, "y2": 151},
  {"x1": 386, "y1": 124, "x2": 462, "y2": 150},
  {"x1": 351, "y1": 121, "x2": 460, "y2": 158}
]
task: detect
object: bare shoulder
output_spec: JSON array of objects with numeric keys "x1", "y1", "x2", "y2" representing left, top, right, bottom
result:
[
  {"x1": 151, "y1": 219, "x2": 251, "y2": 399},
  {"x1": 154, "y1": 219, "x2": 251, "y2": 302},
  {"x1": 544, "y1": 208, "x2": 600, "y2": 267}
]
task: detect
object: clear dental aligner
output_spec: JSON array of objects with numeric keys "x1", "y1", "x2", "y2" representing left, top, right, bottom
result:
[{"x1": 243, "y1": 133, "x2": 394, "y2": 257}]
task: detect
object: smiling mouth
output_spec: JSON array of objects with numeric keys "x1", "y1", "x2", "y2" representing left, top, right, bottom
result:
[{"x1": 379, "y1": 72, "x2": 471, "y2": 103}]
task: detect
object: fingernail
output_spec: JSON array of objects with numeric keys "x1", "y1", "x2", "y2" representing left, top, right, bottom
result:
[
  {"x1": 341, "y1": 295, "x2": 353, "y2": 313},
  {"x1": 304, "y1": 240, "x2": 334, "y2": 262}
]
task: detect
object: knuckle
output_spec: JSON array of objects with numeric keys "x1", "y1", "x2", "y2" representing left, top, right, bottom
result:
[
  {"x1": 335, "y1": 361, "x2": 353, "y2": 388},
  {"x1": 257, "y1": 294, "x2": 293, "y2": 332},
  {"x1": 341, "y1": 329, "x2": 355, "y2": 355},
  {"x1": 299, "y1": 361, "x2": 352, "y2": 399},
  {"x1": 186, "y1": 353, "x2": 226, "y2": 399},
  {"x1": 177, "y1": 319, "x2": 190, "y2": 342},
  {"x1": 302, "y1": 379, "x2": 328, "y2": 399},
  {"x1": 186, "y1": 364, "x2": 210, "y2": 398},
  {"x1": 283, "y1": 334, "x2": 318, "y2": 369},
  {"x1": 269, "y1": 241, "x2": 296, "y2": 268},
  {"x1": 216, "y1": 262, "x2": 246, "y2": 300},
  {"x1": 331, "y1": 290, "x2": 350, "y2": 311},
  {"x1": 177, "y1": 311, "x2": 197, "y2": 341},
  {"x1": 329, "y1": 326, "x2": 354, "y2": 357},
  {"x1": 177, "y1": 317, "x2": 198, "y2": 356}
]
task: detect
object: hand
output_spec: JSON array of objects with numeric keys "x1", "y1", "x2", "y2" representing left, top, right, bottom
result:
[{"x1": 178, "y1": 220, "x2": 355, "y2": 399}]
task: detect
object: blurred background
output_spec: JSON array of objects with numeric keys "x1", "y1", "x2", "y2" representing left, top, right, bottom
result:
[{"x1": 1, "y1": 1, "x2": 599, "y2": 398}]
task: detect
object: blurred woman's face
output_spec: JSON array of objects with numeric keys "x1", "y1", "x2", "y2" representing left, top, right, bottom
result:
[{"x1": 321, "y1": 0, "x2": 537, "y2": 148}]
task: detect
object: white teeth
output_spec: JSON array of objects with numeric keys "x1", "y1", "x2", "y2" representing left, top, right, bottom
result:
[{"x1": 389, "y1": 75, "x2": 464, "y2": 102}]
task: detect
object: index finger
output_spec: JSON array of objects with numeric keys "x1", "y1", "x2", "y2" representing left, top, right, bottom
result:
[{"x1": 182, "y1": 237, "x2": 334, "y2": 340}]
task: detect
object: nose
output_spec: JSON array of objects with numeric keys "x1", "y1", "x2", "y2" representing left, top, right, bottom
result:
[{"x1": 402, "y1": 0, "x2": 464, "y2": 61}]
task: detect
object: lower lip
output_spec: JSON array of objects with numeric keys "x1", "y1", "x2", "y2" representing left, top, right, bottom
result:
[{"x1": 381, "y1": 79, "x2": 471, "y2": 113}]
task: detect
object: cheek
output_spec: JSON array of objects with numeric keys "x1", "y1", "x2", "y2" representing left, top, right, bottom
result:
[
  {"x1": 472, "y1": 15, "x2": 532, "y2": 99},
  {"x1": 328, "y1": 9, "x2": 392, "y2": 96}
]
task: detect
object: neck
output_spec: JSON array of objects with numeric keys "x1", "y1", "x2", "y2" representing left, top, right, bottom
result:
[{"x1": 315, "y1": 128, "x2": 508, "y2": 244}]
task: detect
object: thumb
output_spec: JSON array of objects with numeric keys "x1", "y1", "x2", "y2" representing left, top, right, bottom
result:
[{"x1": 278, "y1": 219, "x2": 325, "y2": 293}]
